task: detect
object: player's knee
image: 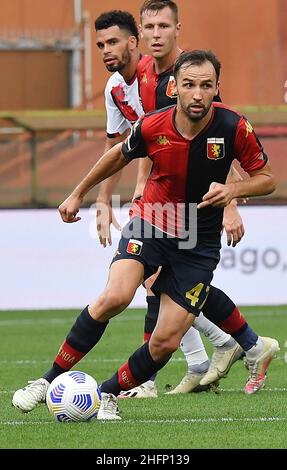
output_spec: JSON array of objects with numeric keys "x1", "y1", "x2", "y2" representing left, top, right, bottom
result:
[
  {"x1": 94, "y1": 289, "x2": 131, "y2": 317},
  {"x1": 105, "y1": 289, "x2": 131, "y2": 311},
  {"x1": 150, "y1": 335, "x2": 179, "y2": 360}
]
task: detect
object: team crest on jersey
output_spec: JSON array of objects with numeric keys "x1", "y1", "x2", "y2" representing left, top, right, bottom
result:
[
  {"x1": 156, "y1": 135, "x2": 171, "y2": 146},
  {"x1": 166, "y1": 76, "x2": 177, "y2": 98},
  {"x1": 207, "y1": 138, "x2": 225, "y2": 160},
  {"x1": 127, "y1": 239, "x2": 143, "y2": 255}
]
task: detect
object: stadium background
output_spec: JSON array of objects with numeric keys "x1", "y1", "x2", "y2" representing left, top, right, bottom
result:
[
  {"x1": 0, "y1": 0, "x2": 286, "y2": 306},
  {"x1": 0, "y1": 0, "x2": 287, "y2": 207}
]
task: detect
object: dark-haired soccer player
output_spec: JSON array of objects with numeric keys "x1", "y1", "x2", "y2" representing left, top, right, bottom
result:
[
  {"x1": 96, "y1": 2, "x2": 245, "y2": 397},
  {"x1": 13, "y1": 50, "x2": 279, "y2": 420}
]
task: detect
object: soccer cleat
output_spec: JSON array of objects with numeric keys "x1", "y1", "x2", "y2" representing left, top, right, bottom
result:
[
  {"x1": 118, "y1": 382, "x2": 158, "y2": 399},
  {"x1": 199, "y1": 343, "x2": 244, "y2": 386},
  {"x1": 97, "y1": 392, "x2": 121, "y2": 420},
  {"x1": 165, "y1": 372, "x2": 218, "y2": 394},
  {"x1": 12, "y1": 378, "x2": 49, "y2": 413},
  {"x1": 245, "y1": 337, "x2": 280, "y2": 394}
]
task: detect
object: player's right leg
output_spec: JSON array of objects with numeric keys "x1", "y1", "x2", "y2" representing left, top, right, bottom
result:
[
  {"x1": 12, "y1": 258, "x2": 145, "y2": 413},
  {"x1": 118, "y1": 274, "x2": 160, "y2": 399},
  {"x1": 98, "y1": 293, "x2": 195, "y2": 420}
]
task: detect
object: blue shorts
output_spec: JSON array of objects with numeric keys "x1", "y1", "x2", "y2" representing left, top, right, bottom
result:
[{"x1": 111, "y1": 217, "x2": 221, "y2": 316}]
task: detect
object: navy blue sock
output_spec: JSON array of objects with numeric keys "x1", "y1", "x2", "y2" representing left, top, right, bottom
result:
[
  {"x1": 144, "y1": 295, "x2": 160, "y2": 382},
  {"x1": 232, "y1": 324, "x2": 258, "y2": 351},
  {"x1": 100, "y1": 342, "x2": 171, "y2": 395},
  {"x1": 43, "y1": 306, "x2": 109, "y2": 383},
  {"x1": 144, "y1": 296, "x2": 159, "y2": 335}
]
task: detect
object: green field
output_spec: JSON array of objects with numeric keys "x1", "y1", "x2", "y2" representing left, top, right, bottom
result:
[{"x1": 0, "y1": 307, "x2": 286, "y2": 449}]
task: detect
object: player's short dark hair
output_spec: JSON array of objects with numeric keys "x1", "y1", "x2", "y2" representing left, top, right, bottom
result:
[
  {"x1": 174, "y1": 50, "x2": 221, "y2": 82},
  {"x1": 140, "y1": 0, "x2": 179, "y2": 23},
  {"x1": 95, "y1": 10, "x2": 139, "y2": 45}
]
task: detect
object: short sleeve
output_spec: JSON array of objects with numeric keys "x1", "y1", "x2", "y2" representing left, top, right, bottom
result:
[
  {"x1": 234, "y1": 116, "x2": 268, "y2": 173},
  {"x1": 121, "y1": 118, "x2": 147, "y2": 162},
  {"x1": 105, "y1": 85, "x2": 131, "y2": 137}
]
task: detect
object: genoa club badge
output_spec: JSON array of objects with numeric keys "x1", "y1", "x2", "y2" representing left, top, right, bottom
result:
[
  {"x1": 127, "y1": 239, "x2": 143, "y2": 255},
  {"x1": 207, "y1": 138, "x2": 225, "y2": 160},
  {"x1": 166, "y1": 76, "x2": 177, "y2": 99}
]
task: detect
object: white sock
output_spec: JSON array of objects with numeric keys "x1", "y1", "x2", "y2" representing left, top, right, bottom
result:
[
  {"x1": 245, "y1": 337, "x2": 264, "y2": 361},
  {"x1": 144, "y1": 380, "x2": 156, "y2": 388},
  {"x1": 193, "y1": 313, "x2": 234, "y2": 347},
  {"x1": 180, "y1": 326, "x2": 209, "y2": 367}
]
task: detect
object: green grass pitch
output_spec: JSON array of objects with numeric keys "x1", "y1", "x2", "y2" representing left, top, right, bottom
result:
[{"x1": 0, "y1": 306, "x2": 286, "y2": 449}]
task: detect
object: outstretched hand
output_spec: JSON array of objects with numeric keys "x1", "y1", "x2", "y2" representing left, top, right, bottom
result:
[{"x1": 59, "y1": 195, "x2": 82, "y2": 223}]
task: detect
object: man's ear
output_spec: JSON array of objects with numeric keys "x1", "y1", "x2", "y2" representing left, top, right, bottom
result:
[
  {"x1": 128, "y1": 35, "x2": 137, "y2": 51},
  {"x1": 175, "y1": 22, "x2": 181, "y2": 38}
]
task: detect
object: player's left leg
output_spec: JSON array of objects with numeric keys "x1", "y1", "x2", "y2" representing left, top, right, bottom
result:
[{"x1": 200, "y1": 286, "x2": 279, "y2": 391}]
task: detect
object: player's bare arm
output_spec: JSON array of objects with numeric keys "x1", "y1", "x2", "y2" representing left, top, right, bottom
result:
[
  {"x1": 198, "y1": 162, "x2": 275, "y2": 209},
  {"x1": 59, "y1": 143, "x2": 126, "y2": 223},
  {"x1": 132, "y1": 158, "x2": 153, "y2": 200},
  {"x1": 222, "y1": 165, "x2": 245, "y2": 247},
  {"x1": 96, "y1": 133, "x2": 129, "y2": 246},
  {"x1": 97, "y1": 134, "x2": 128, "y2": 205}
]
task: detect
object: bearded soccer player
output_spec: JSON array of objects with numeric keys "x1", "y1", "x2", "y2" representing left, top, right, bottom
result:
[
  {"x1": 96, "y1": 2, "x2": 245, "y2": 397},
  {"x1": 12, "y1": 50, "x2": 279, "y2": 419}
]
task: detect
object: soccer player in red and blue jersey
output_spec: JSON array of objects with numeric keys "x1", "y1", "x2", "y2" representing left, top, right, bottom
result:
[
  {"x1": 96, "y1": 3, "x2": 247, "y2": 397},
  {"x1": 12, "y1": 49, "x2": 279, "y2": 420}
]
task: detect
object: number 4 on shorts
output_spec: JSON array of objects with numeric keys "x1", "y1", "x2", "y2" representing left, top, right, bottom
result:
[{"x1": 186, "y1": 283, "x2": 210, "y2": 309}]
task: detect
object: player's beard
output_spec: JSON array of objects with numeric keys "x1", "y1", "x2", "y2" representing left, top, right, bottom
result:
[
  {"x1": 106, "y1": 49, "x2": 132, "y2": 73},
  {"x1": 184, "y1": 102, "x2": 212, "y2": 122}
]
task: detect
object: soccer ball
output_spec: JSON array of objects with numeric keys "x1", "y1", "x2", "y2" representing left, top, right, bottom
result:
[{"x1": 46, "y1": 371, "x2": 101, "y2": 422}]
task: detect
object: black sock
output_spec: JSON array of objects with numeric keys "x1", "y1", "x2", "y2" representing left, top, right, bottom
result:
[
  {"x1": 43, "y1": 306, "x2": 108, "y2": 383},
  {"x1": 144, "y1": 295, "x2": 160, "y2": 337},
  {"x1": 100, "y1": 342, "x2": 171, "y2": 396},
  {"x1": 201, "y1": 286, "x2": 235, "y2": 324}
]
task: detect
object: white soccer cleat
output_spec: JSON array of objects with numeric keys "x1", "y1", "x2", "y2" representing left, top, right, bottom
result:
[
  {"x1": 165, "y1": 372, "x2": 217, "y2": 394},
  {"x1": 118, "y1": 382, "x2": 158, "y2": 399},
  {"x1": 200, "y1": 343, "x2": 244, "y2": 386},
  {"x1": 245, "y1": 337, "x2": 280, "y2": 395},
  {"x1": 12, "y1": 378, "x2": 49, "y2": 413},
  {"x1": 97, "y1": 392, "x2": 121, "y2": 420}
]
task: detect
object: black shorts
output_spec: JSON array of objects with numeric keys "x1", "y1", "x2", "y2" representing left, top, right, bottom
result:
[{"x1": 111, "y1": 217, "x2": 221, "y2": 316}]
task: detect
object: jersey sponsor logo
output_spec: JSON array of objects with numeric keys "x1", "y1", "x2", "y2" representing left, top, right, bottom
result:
[
  {"x1": 207, "y1": 138, "x2": 225, "y2": 160},
  {"x1": 245, "y1": 120, "x2": 253, "y2": 137},
  {"x1": 166, "y1": 76, "x2": 177, "y2": 99},
  {"x1": 127, "y1": 239, "x2": 143, "y2": 255},
  {"x1": 156, "y1": 135, "x2": 171, "y2": 146}
]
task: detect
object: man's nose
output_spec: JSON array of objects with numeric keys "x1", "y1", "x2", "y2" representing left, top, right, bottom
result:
[{"x1": 153, "y1": 25, "x2": 161, "y2": 38}]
